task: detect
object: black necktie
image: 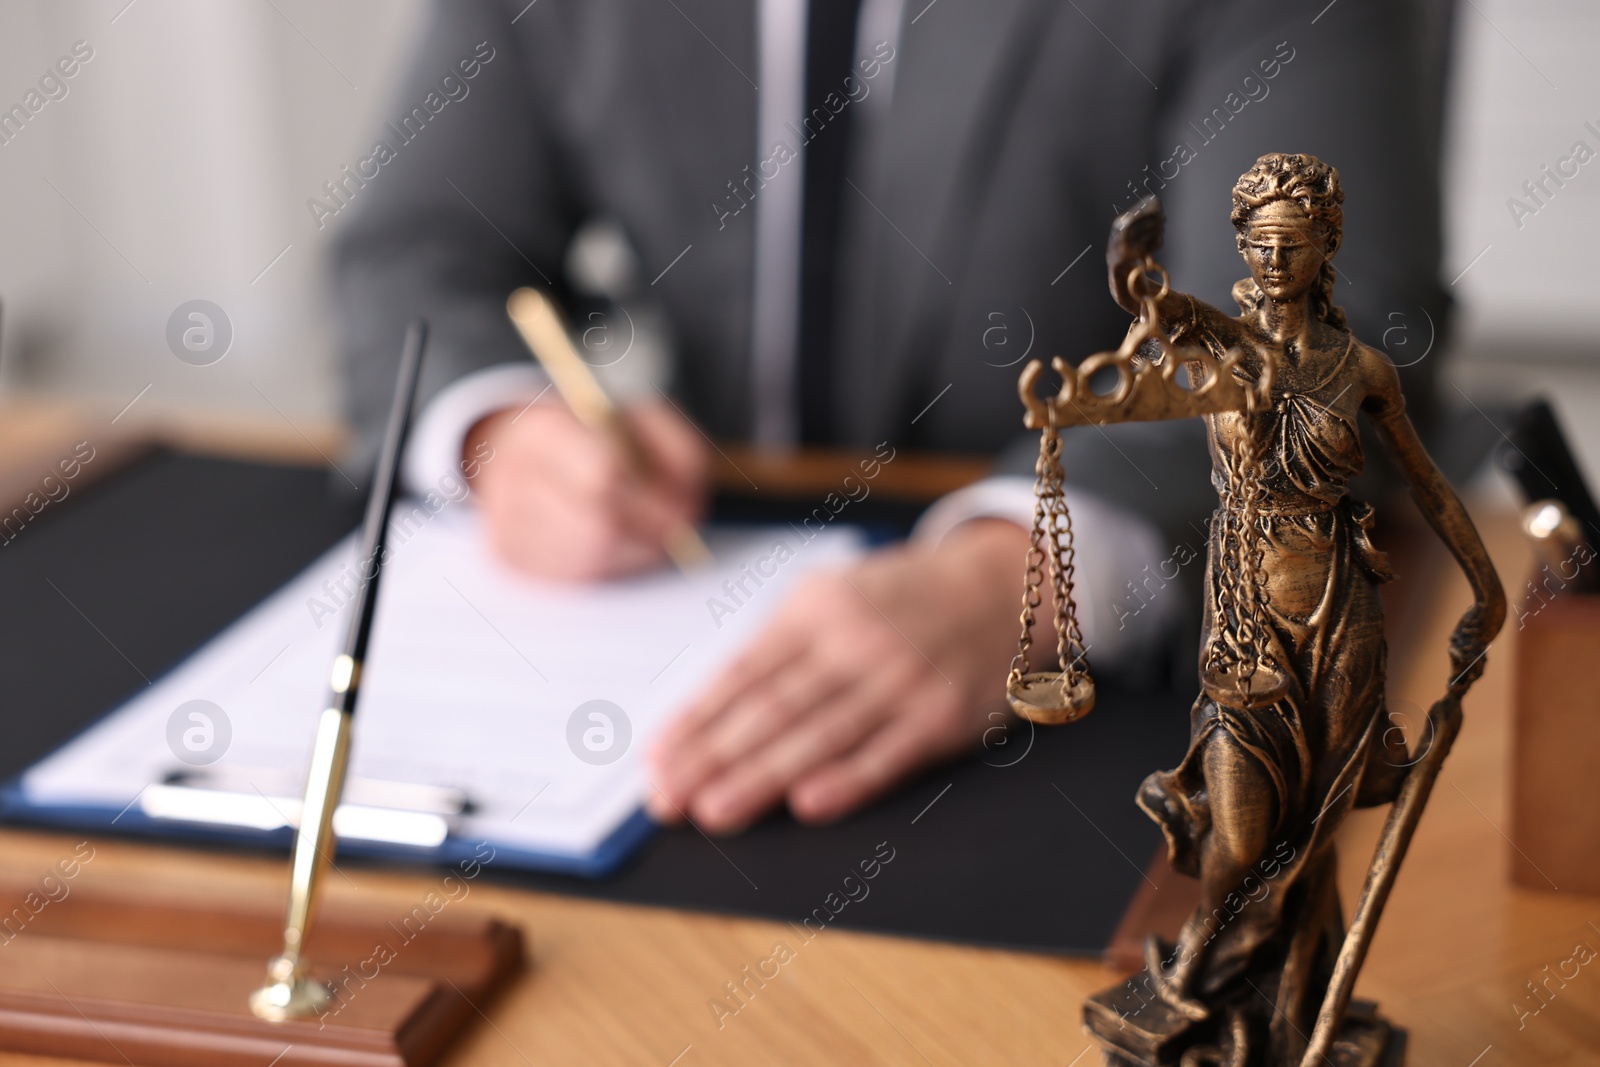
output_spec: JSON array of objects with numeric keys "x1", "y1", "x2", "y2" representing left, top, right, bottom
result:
[{"x1": 798, "y1": 0, "x2": 864, "y2": 444}]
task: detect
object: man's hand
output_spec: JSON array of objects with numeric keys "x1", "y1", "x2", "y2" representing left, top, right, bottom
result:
[
  {"x1": 467, "y1": 398, "x2": 709, "y2": 580},
  {"x1": 645, "y1": 520, "x2": 1029, "y2": 833}
]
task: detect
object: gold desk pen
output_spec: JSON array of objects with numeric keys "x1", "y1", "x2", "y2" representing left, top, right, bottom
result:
[
  {"x1": 506, "y1": 287, "x2": 712, "y2": 570},
  {"x1": 250, "y1": 320, "x2": 428, "y2": 1021}
]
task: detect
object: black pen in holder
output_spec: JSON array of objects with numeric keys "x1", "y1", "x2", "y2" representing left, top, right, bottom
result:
[{"x1": 250, "y1": 321, "x2": 427, "y2": 1021}]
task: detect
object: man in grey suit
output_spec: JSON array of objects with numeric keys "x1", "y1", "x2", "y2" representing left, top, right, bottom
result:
[{"x1": 332, "y1": 0, "x2": 1449, "y2": 834}]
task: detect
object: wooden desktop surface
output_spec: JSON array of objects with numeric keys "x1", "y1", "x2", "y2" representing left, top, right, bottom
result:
[{"x1": 0, "y1": 404, "x2": 1594, "y2": 1067}]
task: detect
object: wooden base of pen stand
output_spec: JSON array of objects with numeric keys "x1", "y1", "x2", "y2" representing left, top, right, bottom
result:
[
  {"x1": 1512, "y1": 590, "x2": 1600, "y2": 894},
  {"x1": 0, "y1": 882, "x2": 524, "y2": 1067}
]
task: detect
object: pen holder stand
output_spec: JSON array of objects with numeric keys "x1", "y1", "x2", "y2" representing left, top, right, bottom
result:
[
  {"x1": 1511, "y1": 586, "x2": 1600, "y2": 893},
  {"x1": 0, "y1": 877, "x2": 523, "y2": 1067}
]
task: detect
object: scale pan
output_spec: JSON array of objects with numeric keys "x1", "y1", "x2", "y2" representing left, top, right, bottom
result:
[{"x1": 1006, "y1": 672, "x2": 1095, "y2": 725}]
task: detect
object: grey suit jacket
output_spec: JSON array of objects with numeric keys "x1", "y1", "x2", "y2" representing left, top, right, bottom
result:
[{"x1": 332, "y1": 0, "x2": 1450, "y2": 535}]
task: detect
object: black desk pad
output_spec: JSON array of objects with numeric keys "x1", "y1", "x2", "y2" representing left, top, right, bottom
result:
[{"x1": 0, "y1": 451, "x2": 1190, "y2": 955}]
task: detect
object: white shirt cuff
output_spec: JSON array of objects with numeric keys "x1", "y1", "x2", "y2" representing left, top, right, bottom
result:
[
  {"x1": 911, "y1": 475, "x2": 1178, "y2": 670},
  {"x1": 402, "y1": 362, "x2": 549, "y2": 497}
]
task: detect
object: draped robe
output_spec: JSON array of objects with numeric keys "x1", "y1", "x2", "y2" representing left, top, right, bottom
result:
[{"x1": 1135, "y1": 328, "x2": 1399, "y2": 1057}]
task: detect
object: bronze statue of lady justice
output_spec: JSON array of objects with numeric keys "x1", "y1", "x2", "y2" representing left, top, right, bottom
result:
[{"x1": 1007, "y1": 153, "x2": 1506, "y2": 1066}]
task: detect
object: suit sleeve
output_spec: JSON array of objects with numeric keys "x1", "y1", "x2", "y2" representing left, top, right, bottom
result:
[{"x1": 329, "y1": 0, "x2": 581, "y2": 485}]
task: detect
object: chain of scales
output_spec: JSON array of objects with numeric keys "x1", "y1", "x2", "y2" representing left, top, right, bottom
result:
[{"x1": 1005, "y1": 258, "x2": 1281, "y2": 723}]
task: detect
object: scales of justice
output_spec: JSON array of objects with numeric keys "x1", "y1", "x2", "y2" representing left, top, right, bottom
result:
[{"x1": 1005, "y1": 153, "x2": 1506, "y2": 1067}]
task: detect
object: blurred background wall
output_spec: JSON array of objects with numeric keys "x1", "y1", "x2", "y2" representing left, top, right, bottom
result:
[
  {"x1": 0, "y1": 0, "x2": 425, "y2": 431},
  {"x1": 1446, "y1": 0, "x2": 1597, "y2": 348},
  {"x1": 1443, "y1": 0, "x2": 1600, "y2": 478},
  {"x1": 0, "y1": 0, "x2": 1595, "y2": 467}
]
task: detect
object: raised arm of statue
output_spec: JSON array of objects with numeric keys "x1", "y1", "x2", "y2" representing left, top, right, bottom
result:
[
  {"x1": 1361, "y1": 347, "x2": 1506, "y2": 692},
  {"x1": 1106, "y1": 196, "x2": 1234, "y2": 349}
]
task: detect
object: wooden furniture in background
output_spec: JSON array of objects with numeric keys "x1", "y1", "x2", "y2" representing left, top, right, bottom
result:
[
  {"x1": 1512, "y1": 591, "x2": 1600, "y2": 894},
  {"x1": 713, "y1": 443, "x2": 990, "y2": 501},
  {"x1": 0, "y1": 397, "x2": 993, "y2": 512},
  {"x1": 0, "y1": 403, "x2": 156, "y2": 521},
  {"x1": 0, "y1": 397, "x2": 348, "y2": 471}
]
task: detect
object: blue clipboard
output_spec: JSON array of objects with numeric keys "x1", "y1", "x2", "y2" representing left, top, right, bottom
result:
[{"x1": 0, "y1": 780, "x2": 658, "y2": 878}]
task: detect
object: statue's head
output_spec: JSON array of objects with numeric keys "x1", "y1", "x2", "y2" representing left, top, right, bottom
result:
[{"x1": 1230, "y1": 153, "x2": 1347, "y2": 328}]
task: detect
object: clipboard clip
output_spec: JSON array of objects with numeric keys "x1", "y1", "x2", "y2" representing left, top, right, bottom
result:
[{"x1": 141, "y1": 766, "x2": 472, "y2": 850}]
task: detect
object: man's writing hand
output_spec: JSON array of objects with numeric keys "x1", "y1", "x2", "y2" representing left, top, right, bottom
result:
[{"x1": 467, "y1": 398, "x2": 709, "y2": 580}]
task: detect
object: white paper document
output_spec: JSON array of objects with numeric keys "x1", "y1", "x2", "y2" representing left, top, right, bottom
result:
[{"x1": 19, "y1": 506, "x2": 866, "y2": 868}]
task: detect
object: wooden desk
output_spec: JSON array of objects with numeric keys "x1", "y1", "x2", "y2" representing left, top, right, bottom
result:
[{"x1": 0, "y1": 411, "x2": 1594, "y2": 1066}]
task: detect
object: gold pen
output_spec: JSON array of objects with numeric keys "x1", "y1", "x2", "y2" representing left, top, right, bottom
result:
[{"x1": 507, "y1": 287, "x2": 712, "y2": 570}]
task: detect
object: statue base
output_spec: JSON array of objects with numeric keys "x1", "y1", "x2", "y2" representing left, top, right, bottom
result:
[{"x1": 1084, "y1": 971, "x2": 1405, "y2": 1066}]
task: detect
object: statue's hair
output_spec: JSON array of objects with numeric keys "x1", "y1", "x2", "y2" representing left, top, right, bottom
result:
[{"x1": 1230, "y1": 153, "x2": 1347, "y2": 329}]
